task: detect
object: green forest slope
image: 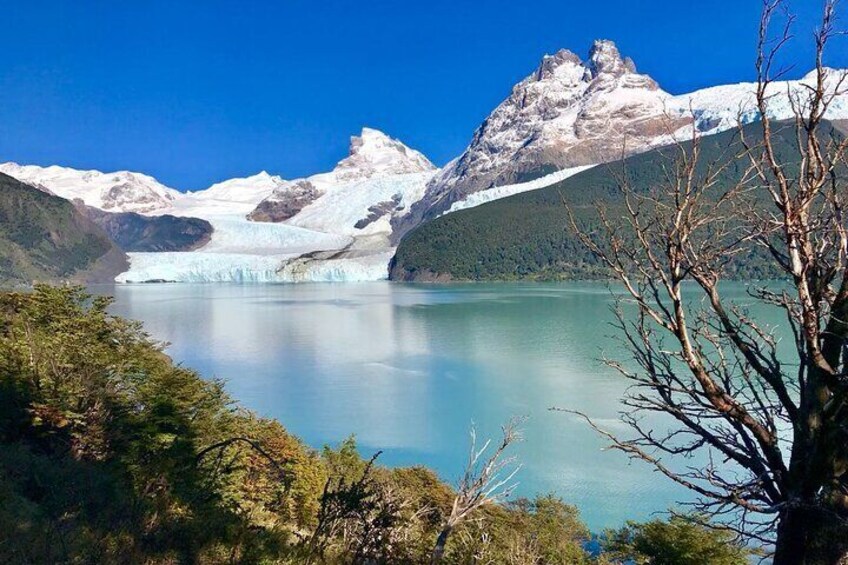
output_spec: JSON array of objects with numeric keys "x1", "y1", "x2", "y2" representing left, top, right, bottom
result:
[
  {"x1": 391, "y1": 122, "x2": 830, "y2": 282},
  {"x1": 0, "y1": 173, "x2": 127, "y2": 285}
]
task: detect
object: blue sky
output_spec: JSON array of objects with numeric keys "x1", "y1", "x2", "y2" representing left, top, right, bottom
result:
[{"x1": 1, "y1": 1, "x2": 845, "y2": 190}]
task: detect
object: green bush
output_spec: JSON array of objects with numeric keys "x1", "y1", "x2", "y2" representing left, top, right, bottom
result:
[{"x1": 603, "y1": 515, "x2": 750, "y2": 565}]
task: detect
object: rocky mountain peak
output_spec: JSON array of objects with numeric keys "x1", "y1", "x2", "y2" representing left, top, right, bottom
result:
[
  {"x1": 588, "y1": 39, "x2": 636, "y2": 78},
  {"x1": 390, "y1": 39, "x2": 677, "y2": 239},
  {"x1": 333, "y1": 127, "x2": 435, "y2": 182},
  {"x1": 535, "y1": 49, "x2": 583, "y2": 81}
]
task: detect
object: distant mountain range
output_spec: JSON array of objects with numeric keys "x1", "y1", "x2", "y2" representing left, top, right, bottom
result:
[{"x1": 1, "y1": 40, "x2": 846, "y2": 284}]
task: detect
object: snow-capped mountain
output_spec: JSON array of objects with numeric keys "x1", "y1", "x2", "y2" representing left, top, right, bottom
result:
[
  {"x1": 333, "y1": 127, "x2": 434, "y2": 182},
  {"x1": 249, "y1": 128, "x2": 435, "y2": 224},
  {"x1": 394, "y1": 40, "x2": 685, "y2": 231},
  {"x1": 0, "y1": 128, "x2": 437, "y2": 283},
  {"x1": 0, "y1": 163, "x2": 179, "y2": 213},
  {"x1": 118, "y1": 128, "x2": 437, "y2": 283},
  {"x1": 189, "y1": 171, "x2": 286, "y2": 205},
  {"x1": 393, "y1": 40, "x2": 848, "y2": 237}
]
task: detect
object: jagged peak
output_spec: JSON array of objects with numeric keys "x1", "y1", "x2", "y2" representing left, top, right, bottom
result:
[
  {"x1": 346, "y1": 127, "x2": 420, "y2": 158},
  {"x1": 333, "y1": 127, "x2": 435, "y2": 181},
  {"x1": 588, "y1": 39, "x2": 635, "y2": 77},
  {"x1": 523, "y1": 40, "x2": 641, "y2": 86},
  {"x1": 535, "y1": 48, "x2": 583, "y2": 81},
  {"x1": 358, "y1": 126, "x2": 392, "y2": 141}
]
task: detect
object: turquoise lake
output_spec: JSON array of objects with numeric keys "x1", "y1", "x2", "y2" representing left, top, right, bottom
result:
[{"x1": 101, "y1": 281, "x2": 784, "y2": 532}]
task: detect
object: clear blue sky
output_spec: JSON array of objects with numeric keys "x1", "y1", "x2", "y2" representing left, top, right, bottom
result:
[{"x1": 2, "y1": 1, "x2": 845, "y2": 190}]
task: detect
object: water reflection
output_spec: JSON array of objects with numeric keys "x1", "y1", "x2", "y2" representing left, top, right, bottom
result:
[{"x1": 99, "y1": 281, "x2": 782, "y2": 530}]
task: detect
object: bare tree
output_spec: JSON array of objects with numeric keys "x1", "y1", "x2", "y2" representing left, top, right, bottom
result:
[
  {"x1": 431, "y1": 419, "x2": 523, "y2": 564},
  {"x1": 565, "y1": 1, "x2": 848, "y2": 562}
]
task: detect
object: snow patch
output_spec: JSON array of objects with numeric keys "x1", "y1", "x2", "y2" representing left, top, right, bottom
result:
[
  {"x1": 446, "y1": 165, "x2": 595, "y2": 214},
  {"x1": 0, "y1": 163, "x2": 178, "y2": 213}
]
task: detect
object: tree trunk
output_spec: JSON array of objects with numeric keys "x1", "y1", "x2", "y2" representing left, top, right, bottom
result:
[
  {"x1": 431, "y1": 526, "x2": 452, "y2": 564},
  {"x1": 774, "y1": 506, "x2": 848, "y2": 565}
]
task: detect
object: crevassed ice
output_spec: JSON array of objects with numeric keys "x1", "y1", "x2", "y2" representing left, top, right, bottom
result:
[
  {"x1": 117, "y1": 252, "x2": 296, "y2": 283},
  {"x1": 118, "y1": 250, "x2": 393, "y2": 283}
]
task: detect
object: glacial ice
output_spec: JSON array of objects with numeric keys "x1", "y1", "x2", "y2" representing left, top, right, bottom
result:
[
  {"x1": 117, "y1": 212, "x2": 361, "y2": 283},
  {"x1": 117, "y1": 252, "x2": 297, "y2": 283},
  {"x1": 118, "y1": 249, "x2": 395, "y2": 283}
]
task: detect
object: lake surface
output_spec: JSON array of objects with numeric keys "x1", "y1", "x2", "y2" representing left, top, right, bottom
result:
[{"x1": 100, "y1": 281, "x2": 781, "y2": 531}]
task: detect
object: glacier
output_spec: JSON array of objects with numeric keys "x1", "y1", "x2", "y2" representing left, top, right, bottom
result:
[
  {"x1": 117, "y1": 212, "x2": 359, "y2": 283},
  {"x1": 112, "y1": 129, "x2": 437, "y2": 283},
  {"x1": 116, "y1": 206, "x2": 400, "y2": 283}
]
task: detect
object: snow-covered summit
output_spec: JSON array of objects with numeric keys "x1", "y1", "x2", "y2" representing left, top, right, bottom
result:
[
  {"x1": 395, "y1": 40, "x2": 682, "y2": 231},
  {"x1": 0, "y1": 162, "x2": 179, "y2": 213},
  {"x1": 188, "y1": 171, "x2": 287, "y2": 205},
  {"x1": 588, "y1": 39, "x2": 640, "y2": 78},
  {"x1": 248, "y1": 128, "x2": 436, "y2": 230},
  {"x1": 394, "y1": 41, "x2": 848, "y2": 236},
  {"x1": 332, "y1": 127, "x2": 435, "y2": 182}
]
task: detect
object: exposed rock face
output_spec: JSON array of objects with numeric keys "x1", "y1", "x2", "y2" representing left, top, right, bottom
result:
[
  {"x1": 98, "y1": 176, "x2": 175, "y2": 212},
  {"x1": 354, "y1": 193, "x2": 403, "y2": 230},
  {"x1": 393, "y1": 40, "x2": 690, "y2": 240},
  {"x1": 77, "y1": 204, "x2": 213, "y2": 252},
  {"x1": 247, "y1": 180, "x2": 322, "y2": 222}
]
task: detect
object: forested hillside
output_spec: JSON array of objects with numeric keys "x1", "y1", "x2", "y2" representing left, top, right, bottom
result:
[
  {"x1": 391, "y1": 122, "x2": 837, "y2": 282},
  {"x1": 0, "y1": 173, "x2": 127, "y2": 284}
]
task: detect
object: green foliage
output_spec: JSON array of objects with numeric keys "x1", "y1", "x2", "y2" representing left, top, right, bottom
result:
[
  {"x1": 446, "y1": 495, "x2": 591, "y2": 565},
  {"x1": 392, "y1": 122, "x2": 842, "y2": 282},
  {"x1": 0, "y1": 173, "x2": 122, "y2": 284},
  {"x1": 603, "y1": 515, "x2": 750, "y2": 565},
  {"x1": 0, "y1": 285, "x2": 314, "y2": 562},
  {"x1": 0, "y1": 285, "x2": 748, "y2": 563}
]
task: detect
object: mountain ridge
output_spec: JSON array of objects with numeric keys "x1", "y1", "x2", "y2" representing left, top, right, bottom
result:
[
  {"x1": 0, "y1": 173, "x2": 128, "y2": 284},
  {"x1": 389, "y1": 120, "x2": 846, "y2": 282},
  {"x1": 2, "y1": 45, "x2": 847, "y2": 283},
  {"x1": 391, "y1": 41, "x2": 848, "y2": 241}
]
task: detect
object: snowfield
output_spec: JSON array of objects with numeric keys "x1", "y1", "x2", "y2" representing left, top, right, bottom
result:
[
  {"x1": 670, "y1": 68, "x2": 848, "y2": 134},
  {"x1": 445, "y1": 166, "x2": 595, "y2": 215},
  {"x1": 0, "y1": 163, "x2": 179, "y2": 213},
  {"x1": 288, "y1": 172, "x2": 433, "y2": 236}
]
